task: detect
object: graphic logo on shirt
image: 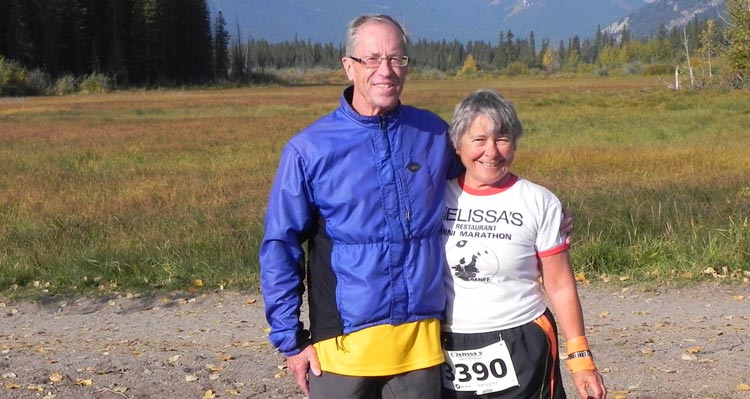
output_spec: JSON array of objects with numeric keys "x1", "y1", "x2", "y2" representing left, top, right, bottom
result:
[{"x1": 446, "y1": 240, "x2": 499, "y2": 288}]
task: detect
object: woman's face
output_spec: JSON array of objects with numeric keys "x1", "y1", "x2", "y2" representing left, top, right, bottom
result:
[{"x1": 457, "y1": 114, "x2": 515, "y2": 190}]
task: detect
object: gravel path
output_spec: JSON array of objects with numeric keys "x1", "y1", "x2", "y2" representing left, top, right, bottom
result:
[{"x1": 1, "y1": 283, "x2": 748, "y2": 399}]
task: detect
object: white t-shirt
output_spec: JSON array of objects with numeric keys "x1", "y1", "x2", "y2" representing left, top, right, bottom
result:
[{"x1": 441, "y1": 174, "x2": 569, "y2": 333}]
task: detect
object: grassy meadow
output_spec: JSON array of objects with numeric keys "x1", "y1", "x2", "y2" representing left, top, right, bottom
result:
[{"x1": 1, "y1": 77, "x2": 749, "y2": 296}]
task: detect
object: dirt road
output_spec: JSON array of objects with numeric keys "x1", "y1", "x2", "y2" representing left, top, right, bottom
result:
[{"x1": 1, "y1": 283, "x2": 748, "y2": 399}]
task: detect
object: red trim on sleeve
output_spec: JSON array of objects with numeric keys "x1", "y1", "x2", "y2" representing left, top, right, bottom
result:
[{"x1": 537, "y1": 243, "x2": 570, "y2": 258}]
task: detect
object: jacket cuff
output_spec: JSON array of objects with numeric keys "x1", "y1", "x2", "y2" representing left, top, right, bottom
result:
[{"x1": 279, "y1": 329, "x2": 311, "y2": 357}]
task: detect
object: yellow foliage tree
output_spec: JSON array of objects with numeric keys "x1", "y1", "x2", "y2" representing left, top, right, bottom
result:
[
  {"x1": 541, "y1": 48, "x2": 556, "y2": 73},
  {"x1": 726, "y1": 0, "x2": 750, "y2": 73},
  {"x1": 457, "y1": 54, "x2": 479, "y2": 78}
]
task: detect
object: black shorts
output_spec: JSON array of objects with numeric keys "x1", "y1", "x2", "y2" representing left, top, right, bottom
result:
[
  {"x1": 441, "y1": 308, "x2": 567, "y2": 399},
  {"x1": 308, "y1": 365, "x2": 441, "y2": 399}
]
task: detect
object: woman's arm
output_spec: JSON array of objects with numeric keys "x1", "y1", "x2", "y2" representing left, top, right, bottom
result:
[{"x1": 541, "y1": 251, "x2": 607, "y2": 399}]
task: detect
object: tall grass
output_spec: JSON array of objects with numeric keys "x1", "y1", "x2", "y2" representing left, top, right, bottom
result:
[{"x1": 1, "y1": 78, "x2": 748, "y2": 296}]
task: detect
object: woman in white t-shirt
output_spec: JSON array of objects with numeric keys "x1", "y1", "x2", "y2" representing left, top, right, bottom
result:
[{"x1": 440, "y1": 89, "x2": 607, "y2": 399}]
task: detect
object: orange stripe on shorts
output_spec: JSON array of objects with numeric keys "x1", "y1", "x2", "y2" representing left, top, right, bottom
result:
[{"x1": 533, "y1": 312, "x2": 558, "y2": 399}]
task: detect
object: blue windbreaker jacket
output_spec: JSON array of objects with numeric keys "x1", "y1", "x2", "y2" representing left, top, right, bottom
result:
[{"x1": 260, "y1": 86, "x2": 460, "y2": 356}]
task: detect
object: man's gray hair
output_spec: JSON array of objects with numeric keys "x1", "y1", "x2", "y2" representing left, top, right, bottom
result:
[{"x1": 345, "y1": 14, "x2": 409, "y2": 56}]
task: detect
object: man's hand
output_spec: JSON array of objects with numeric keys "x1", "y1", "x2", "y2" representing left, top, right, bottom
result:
[
  {"x1": 561, "y1": 207, "x2": 574, "y2": 245},
  {"x1": 572, "y1": 369, "x2": 607, "y2": 399},
  {"x1": 285, "y1": 345, "x2": 321, "y2": 396}
]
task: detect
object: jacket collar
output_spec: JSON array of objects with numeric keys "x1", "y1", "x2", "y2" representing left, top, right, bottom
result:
[{"x1": 340, "y1": 86, "x2": 402, "y2": 126}]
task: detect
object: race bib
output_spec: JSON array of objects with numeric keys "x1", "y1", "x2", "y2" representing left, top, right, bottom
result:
[{"x1": 442, "y1": 339, "x2": 520, "y2": 394}]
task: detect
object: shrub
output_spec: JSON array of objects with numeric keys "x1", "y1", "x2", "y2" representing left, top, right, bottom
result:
[
  {"x1": 0, "y1": 56, "x2": 29, "y2": 95},
  {"x1": 409, "y1": 68, "x2": 448, "y2": 80},
  {"x1": 504, "y1": 62, "x2": 529, "y2": 76},
  {"x1": 623, "y1": 61, "x2": 643, "y2": 75},
  {"x1": 27, "y1": 69, "x2": 52, "y2": 95},
  {"x1": 79, "y1": 73, "x2": 112, "y2": 94},
  {"x1": 642, "y1": 63, "x2": 675, "y2": 76},
  {"x1": 54, "y1": 75, "x2": 78, "y2": 95}
]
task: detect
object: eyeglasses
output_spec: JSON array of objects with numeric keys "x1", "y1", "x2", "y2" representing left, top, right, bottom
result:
[{"x1": 349, "y1": 55, "x2": 410, "y2": 68}]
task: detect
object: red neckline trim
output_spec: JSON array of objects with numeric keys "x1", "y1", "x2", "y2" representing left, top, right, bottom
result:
[{"x1": 458, "y1": 174, "x2": 518, "y2": 196}]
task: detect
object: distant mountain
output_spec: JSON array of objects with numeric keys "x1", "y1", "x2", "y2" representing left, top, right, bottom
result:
[
  {"x1": 606, "y1": 0, "x2": 725, "y2": 38},
  {"x1": 207, "y1": 0, "x2": 725, "y2": 45}
]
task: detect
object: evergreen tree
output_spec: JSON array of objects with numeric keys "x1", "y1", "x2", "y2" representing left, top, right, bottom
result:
[
  {"x1": 59, "y1": 0, "x2": 93, "y2": 76},
  {"x1": 564, "y1": 36, "x2": 582, "y2": 72},
  {"x1": 158, "y1": 0, "x2": 179, "y2": 83},
  {"x1": 3, "y1": 0, "x2": 36, "y2": 67},
  {"x1": 620, "y1": 27, "x2": 631, "y2": 47},
  {"x1": 213, "y1": 11, "x2": 230, "y2": 80},
  {"x1": 129, "y1": 0, "x2": 160, "y2": 85},
  {"x1": 523, "y1": 31, "x2": 537, "y2": 67},
  {"x1": 104, "y1": 0, "x2": 133, "y2": 85},
  {"x1": 230, "y1": 19, "x2": 246, "y2": 81},
  {"x1": 178, "y1": 0, "x2": 212, "y2": 84}
]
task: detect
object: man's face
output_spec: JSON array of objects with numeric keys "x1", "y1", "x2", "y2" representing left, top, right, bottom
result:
[{"x1": 342, "y1": 21, "x2": 408, "y2": 116}]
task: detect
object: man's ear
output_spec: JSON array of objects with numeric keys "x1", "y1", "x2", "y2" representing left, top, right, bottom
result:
[{"x1": 342, "y1": 58, "x2": 354, "y2": 81}]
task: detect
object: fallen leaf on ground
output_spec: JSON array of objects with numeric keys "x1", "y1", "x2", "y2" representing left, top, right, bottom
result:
[
  {"x1": 205, "y1": 363, "x2": 224, "y2": 372},
  {"x1": 75, "y1": 378, "x2": 93, "y2": 386},
  {"x1": 737, "y1": 384, "x2": 750, "y2": 391},
  {"x1": 203, "y1": 389, "x2": 216, "y2": 398},
  {"x1": 681, "y1": 353, "x2": 697, "y2": 361},
  {"x1": 48, "y1": 373, "x2": 63, "y2": 383},
  {"x1": 185, "y1": 374, "x2": 198, "y2": 382}
]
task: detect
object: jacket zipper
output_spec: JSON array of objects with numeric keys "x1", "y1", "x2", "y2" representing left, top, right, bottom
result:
[{"x1": 381, "y1": 115, "x2": 412, "y2": 239}]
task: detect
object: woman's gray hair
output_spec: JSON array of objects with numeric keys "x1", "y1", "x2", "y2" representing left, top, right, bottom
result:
[
  {"x1": 449, "y1": 89, "x2": 523, "y2": 149},
  {"x1": 345, "y1": 14, "x2": 409, "y2": 56}
]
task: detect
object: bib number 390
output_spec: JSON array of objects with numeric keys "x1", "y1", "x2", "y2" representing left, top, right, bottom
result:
[{"x1": 442, "y1": 340, "x2": 520, "y2": 394}]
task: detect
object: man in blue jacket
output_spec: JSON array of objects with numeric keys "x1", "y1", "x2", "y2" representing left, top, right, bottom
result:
[{"x1": 260, "y1": 14, "x2": 460, "y2": 398}]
